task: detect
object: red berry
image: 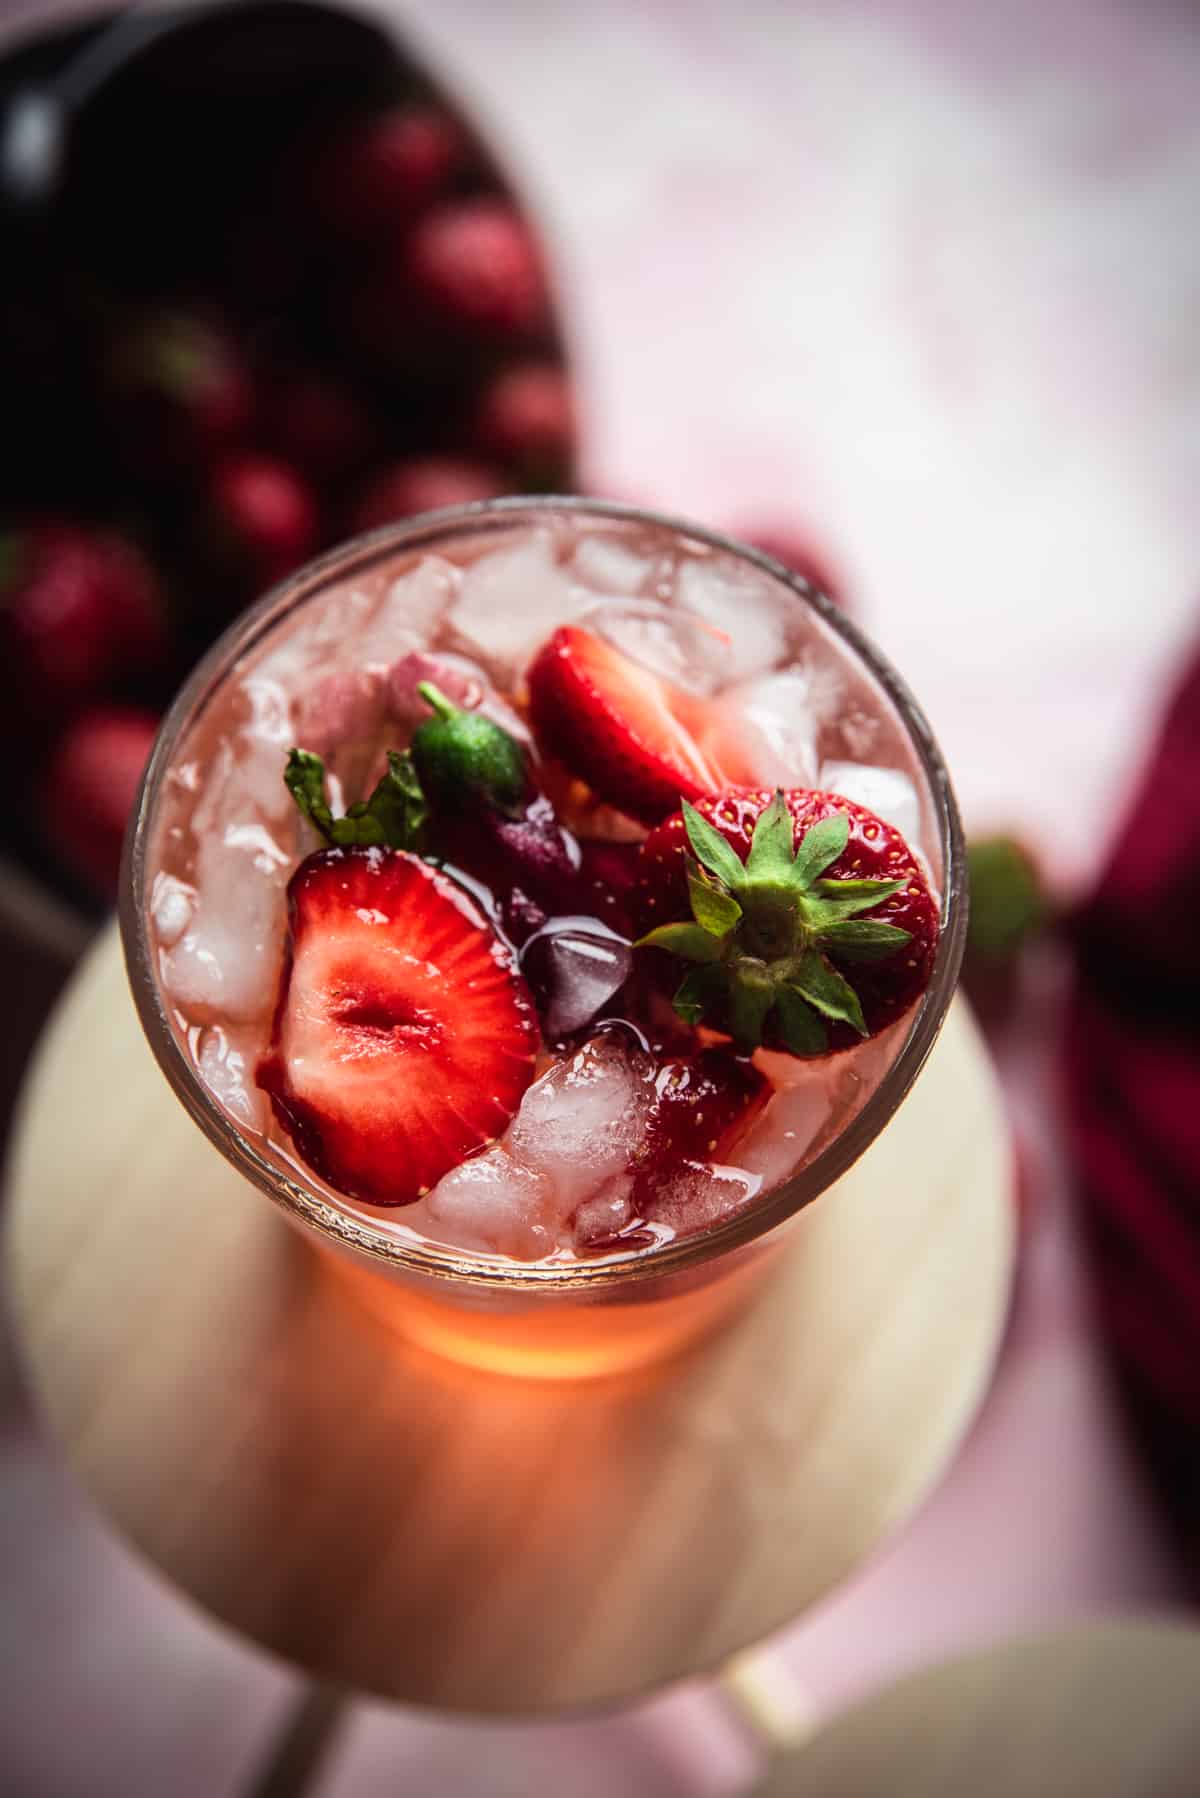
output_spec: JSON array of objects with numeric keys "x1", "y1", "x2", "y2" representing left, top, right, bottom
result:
[
  {"x1": 348, "y1": 457, "x2": 506, "y2": 535},
  {"x1": 257, "y1": 847, "x2": 539, "y2": 1205},
  {"x1": 402, "y1": 199, "x2": 549, "y2": 340},
  {"x1": 312, "y1": 106, "x2": 465, "y2": 239},
  {"x1": 472, "y1": 362, "x2": 574, "y2": 477},
  {"x1": 40, "y1": 704, "x2": 160, "y2": 899},
  {"x1": 108, "y1": 312, "x2": 255, "y2": 477},
  {"x1": 527, "y1": 625, "x2": 722, "y2": 827},
  {"x1": 634, "y1": 787, "x2": 940, "y2": 1051},
  {"x1": 210, "y1": 454, "x2": 320, "y2": 589},
  {"x1": 269, "y1": 370, "x2": 374, "y2": 481},
  {"x1": 738, "y1": 525, "x2": 843, "y2": 607},
  {"x1": 0, "y1": 524, "x2": 167, "y2": 720},
  {"x1": 633, "y1": 1049, "x2": 769, "y2": 1212}
]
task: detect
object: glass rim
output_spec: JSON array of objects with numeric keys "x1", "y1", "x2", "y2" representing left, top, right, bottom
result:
[{"x1": 120, "y1": 494, "x2": 967, "y2": 1294}]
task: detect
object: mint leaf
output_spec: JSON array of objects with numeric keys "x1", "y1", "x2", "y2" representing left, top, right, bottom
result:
[
  {"x1": 791, "y1": 814, "x2": 850, "y2": 888},
  {"x1": 744, "y1": 790, "x2": 796, "y2": 882},
  {"x1": 821, "y1": 919, "x2": 911, "y2": 962},
  {"x1": 285, "y1": 747, "x2": 428, "y2": 851},
  {"x1": 285, "y1": 749, "x2": 336, "y2": 839},
  {"x1": 333, "y1": 751, "x2": 427, "y2": 849},
  {"x1": 638, "y1": 922, "x2": 725, "y2": 963},
  {"x1": 687, "y1": 865, "x2": 742, "y2": 937},
  {"x1": 672, "y1": 963, "x2": 727, "y2": 1026},
  {"x1": 681, "y1": 800, "x2": 747, "y2": 890},
  {"x1": 788, "y1": 948, "x2": 868, "y2": 1036},
  {"x1": 775, "y1": 986, "x2": 829, "y2": 1056}
]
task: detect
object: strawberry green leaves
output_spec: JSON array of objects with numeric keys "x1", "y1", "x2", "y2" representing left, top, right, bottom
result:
[
  {"x1": 682, "y1": 799, "x2": 747, "y2": 889},
  {"x1": 285, "y1": 747, "x2": 428, "y2": 851},
  {"x1": 687, "y1": 866, "x2": 742, "y2": 936},
  {"x1": 637, "y1": 789, "x2": 915, "y2": 1057}
]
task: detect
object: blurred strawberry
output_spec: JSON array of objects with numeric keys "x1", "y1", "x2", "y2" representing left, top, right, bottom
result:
[
  {"x1": 269, "y1": 369, "x2": 375, "y2": 482},
  {"x1": 472, "y1": 362, "x2": 574, "y2": 483},
  {"x1": 348, "y1": 457, "x2": 506, "y2": 535},
  {"x1": 311, "y1": 105, "x2": 466, "y2": 240},
  {"x1": 210, "y1": 454, "x2": 320, "y2": 591},
  {"x1": 107, "y1": 312, "x2": 255, "y2": 478},
  {"x1": 0, "y1": 524, "x2": 167, "y2": 724},
  {"x1": 402, "y1": 199, "x2": 549, "y2": 341},
  {"x1": 40, "y1": 704, "x2": 160, "y2": 900},
  {"x1": 738, "y1": 525, "x2": 843, "y2": 608}
]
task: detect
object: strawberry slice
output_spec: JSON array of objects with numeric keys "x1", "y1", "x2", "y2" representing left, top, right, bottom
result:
[
  {"x1": 632, "y1": 1048, "x2": 769, "y2": 1213},
  {"x1": 257, "y1": 847, "x2": 539, "y2": 1206},
  {"x1": 527, "y1": 625, "x2": 721, "y2": 827}
]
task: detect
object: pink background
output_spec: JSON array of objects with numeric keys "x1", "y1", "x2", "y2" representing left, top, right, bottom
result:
[{"x1": 2, "y1": 0, "x2": 1197, "y2": 1790}]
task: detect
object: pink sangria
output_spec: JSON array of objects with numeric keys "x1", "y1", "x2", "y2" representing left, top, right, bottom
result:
[{"x1": 122, "y1": 499, "x2": 965, "y2": 1374}]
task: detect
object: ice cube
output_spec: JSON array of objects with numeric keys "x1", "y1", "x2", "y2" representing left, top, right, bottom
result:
[
  {"x1": 702, "y1": 670, "x2": 820, "y2": 788},
  {"x1": 519, "y1": 918, "x2": 633, "y2": 1039},
  {"x1": 161, "y1": 741, "x2": 291, "y2": 1024},
  {"x1": 675, "y1": 554, "x2": 790, "y2": 681},
  {"x1": 385, "y1": 649, "x2": 530, "y2": 743},
  {"x1": 293, "y1": 670, "x2": 389, "y2": 803},
  {"x1": 503, "y1": 1032, "x2": 654, "y2": 1216},
  {"x1": 421, "y1": 1147, "x2": 557, "y2": 1261},
  {"x1": 356, "y1": 556, "x2": 457, "y2": 667},
  {"x1": 733, "y1": 1075, "x2": 831, "y2": 1191},
  {"x1": 572, "y1": 1175, "x2": 635, "y2": 1251},
  {"x1": 648, "y1": 1161, "x2": 761, "y2": 1233},
  {"x1": 197, "y1": 1025, "x2": 267, "y2": 1132},
  {"x1": 580, "y1": 599, "x2": 726, "y2": 697},
  {"x1": 446, "y1": 530, "x2": 586, "y2": 684},
  {"x1": 252, "y1": 585, "x2": 378, "y2": 688},
  {"x1": 819, "y1": 760, "x2": 922, "y2": 846},
  {"x1": 150, "y1": 872, "x2": 195, "y2": 947},
  {"x1": 569, "y1": 535, "x2": 654, "y2": 596}
]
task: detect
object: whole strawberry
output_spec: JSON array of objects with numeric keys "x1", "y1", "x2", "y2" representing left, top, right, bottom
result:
[
  {"x1": 348, "y1": 457, "x2": 506, "y2": 536},
  {"x1": 0, "y1": 524, "x2": 167, "y2": 723},
  {"x1": 471, "y1": 362, "x2": 574, "y2": 483},
  {"x1": 209, "y1": 454, "x2": 320, "y2": 592},
  {"x1": 633, "y1": 788, "x2": 939, "y2": 1054},
  {"x1": 402, "y1": 199, "x2": 549, "y2": 341},
  {"x1": 311, "y1": 105, "x2": 465, "y2": 240},
  {"x1": 738, "y1": 525, "x2": 843, "y2": 609},
  {"x1": 269, "y1": 369, "x2": 375, "y2": 483},
  {"x1": 40, "y1": 704, "x2": 161, "y2": 900}
]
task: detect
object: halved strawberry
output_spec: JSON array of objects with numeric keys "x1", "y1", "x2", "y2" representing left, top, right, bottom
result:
[
  {"x1": 257, "y1": 847, "x2": 539, "y2": 1206},
  {"x1": 632, "y1": 787, "x2": 939, "y2": 1053},
  {"x1": 527, "y1": 625, "x2": 722, "y2": 827},
  {"x1": 632, "y1": 1048, "x2": 768, "y2": 1212}
]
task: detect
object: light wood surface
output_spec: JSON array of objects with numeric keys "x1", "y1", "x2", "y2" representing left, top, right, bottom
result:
[
  {"x1": 751, "y1": 1622, "x2": 1200, "y2": 1797},
  {"x1": 4, "y1": 928, "x2": 1012, "y2": 1713}
]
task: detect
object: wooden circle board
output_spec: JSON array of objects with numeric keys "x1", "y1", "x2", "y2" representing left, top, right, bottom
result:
[
  {"x1": 4, "y1": 929, "x2": 1013, "y2": 1714},
  {"x1": 751, "y1": 1622, "x2": 1200, "y2": 1797}
]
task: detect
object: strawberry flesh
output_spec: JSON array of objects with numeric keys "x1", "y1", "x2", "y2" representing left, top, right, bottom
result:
[
  {"x1": 257, "y1": 847, "x2": 539, "y2": 1206},
  {"x1": 527, "y1": 625, "x2": 722, "y2": 827}
]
